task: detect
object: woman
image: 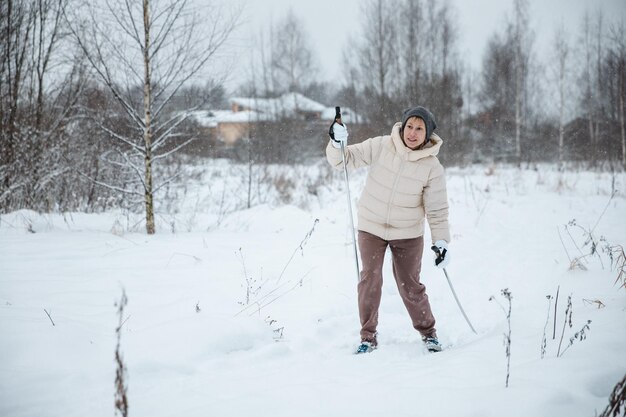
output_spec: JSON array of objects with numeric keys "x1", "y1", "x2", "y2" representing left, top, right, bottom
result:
[{"x1": 326, "y1": 106, "x2": 451, "y2": 354}]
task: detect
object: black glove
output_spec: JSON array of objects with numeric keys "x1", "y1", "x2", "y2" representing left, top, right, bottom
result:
[{"x1": 431, "y1": 240, "x2": 450, "y2": 269}]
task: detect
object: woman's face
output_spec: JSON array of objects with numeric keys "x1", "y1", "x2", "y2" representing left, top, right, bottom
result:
[{"x1": 402, "y1": 116, "x2": 427, "y2": 150}]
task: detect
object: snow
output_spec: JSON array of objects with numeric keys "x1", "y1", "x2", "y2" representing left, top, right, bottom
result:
[
  {"x1": 189, "y1": 109, "x2": 273, "y2": 127},
  {"x1": 231, "y1": 92, "x2": 327, "y2": 115},
  {"x1": 1, "y1": 163, "x2": 625, "y2": 417}
]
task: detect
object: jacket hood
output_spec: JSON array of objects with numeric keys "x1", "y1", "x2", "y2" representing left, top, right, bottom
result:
[{"x1": 391, "y1": 122, "x2": 442, "y2": 161}]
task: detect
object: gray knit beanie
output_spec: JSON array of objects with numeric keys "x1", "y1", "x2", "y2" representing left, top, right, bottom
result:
[{"x1": 401, "y1": 106, "x2": 437, "y2": 140}]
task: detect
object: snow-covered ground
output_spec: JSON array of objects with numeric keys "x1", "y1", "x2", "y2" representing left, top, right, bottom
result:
[{"x1": 1, "y1": 162, "x2": 625, "y2": 417}]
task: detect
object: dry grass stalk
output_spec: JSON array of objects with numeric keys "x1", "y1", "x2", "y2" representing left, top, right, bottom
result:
[{"x1": 115, "y1": 290, "x2": 129, "y2": 417}]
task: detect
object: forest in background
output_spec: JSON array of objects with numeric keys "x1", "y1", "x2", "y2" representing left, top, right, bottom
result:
[{"x1": 1, "y1": 0, "x2": 625, "y2": 232}]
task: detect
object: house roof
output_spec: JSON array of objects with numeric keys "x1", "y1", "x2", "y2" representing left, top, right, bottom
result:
[
  {"x1": 230, "y1": 92, "x2": 327, "y2": 116},
  {"x1": 188, "y1": 109, "x2": 273, "y2": 127},
  {"x1": 187, "y1": 92, "x2": 362, "y2": 125}
]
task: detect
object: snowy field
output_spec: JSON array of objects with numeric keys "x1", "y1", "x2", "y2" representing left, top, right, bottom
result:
[{"x1": 1, "y1": 161, "x2": 625, "y2": 417}]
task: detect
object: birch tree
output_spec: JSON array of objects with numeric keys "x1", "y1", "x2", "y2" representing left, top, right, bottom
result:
[
  {"x1": 66, "y1": 0, "x2": 240, "y2": 234},
  {"x1": 511, "y1": 0, "x2": 533, "y2": 165},
  {"x1": 551, "y1": 24, "x2": 571, "y2": 169},
  {"x1": 578, "y1": 11, "x2": 604, "y2": 165}
]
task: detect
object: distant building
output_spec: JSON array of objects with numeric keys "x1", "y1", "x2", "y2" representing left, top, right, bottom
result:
[{"x1": 189, "y1": 92, "x2": 360, "y2": 145}]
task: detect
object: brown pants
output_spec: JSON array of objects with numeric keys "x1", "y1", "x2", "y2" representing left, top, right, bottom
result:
[{"x1": 357, "y1": 231, "x2": 436, "y2": 343}]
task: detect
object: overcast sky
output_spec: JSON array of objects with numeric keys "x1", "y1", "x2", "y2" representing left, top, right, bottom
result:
[{"x1": 227, "y1": 0, "x2": 625, "y2": 90}]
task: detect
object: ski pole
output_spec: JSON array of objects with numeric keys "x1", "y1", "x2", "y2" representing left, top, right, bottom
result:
[
  {"x1": 431, "y1": 246, "x2": 477, "y2": 334},
  {"x1": 335, "y1": 107, "x2": 360, "y2": 283}
]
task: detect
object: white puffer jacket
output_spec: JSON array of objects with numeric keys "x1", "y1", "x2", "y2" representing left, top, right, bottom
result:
[{"x1": 326, "y1": 122, "x2": 450, "y2": 243}]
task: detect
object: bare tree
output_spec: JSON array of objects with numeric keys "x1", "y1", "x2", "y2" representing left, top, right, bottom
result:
[
  {"x1": 551, "y1": 23, "x2": 571, "y2": 169},
  {"x1": 511, "y1": 0, "x2": 534, "y2": 165},
  {"x1": 423, "y1": 0, "x2": 441, "y2": 79},
  {"x1": 428, "y1": 1, "x2": 463, "y2": 145},
  {"x1": 0, "y1": 0, "x2": 30, "y2": 177},
  {"x1": 1, "y1": 0, "x2": 34, "y2": 201},
  {"x1": 355, "y1": 0, "x2": 400, "y2": 130},
  {"x1": 580, "y1": 12, "x2": 593, "y2": 152},
  {"x1": 593, "y1": 10, "x2": 605, "y2": 159},
  {"x1": 477, "y1": 1, "x2": 536, "y2": 165},
  {"x1": 578, "y1": 10, "x2": 603, "y2": 165},
  {"x1": 0, "y1": 0, "x2": 87, "y2": 212},
  {"x1": 66, "y1": 0, "x2": 240, "y2": 234},
  {"x1": 478, "y1": 30, "x2": 516, "y2": 161},
  {"x1": 270, "y1": 9, "x2": 317, "y2": 94},
  {"x1": 608, "y1": 21, "x2": 626, "y2": 169},
  {"x1": 399, "y1": 0, "x2": 425, "y2": 105},
  {"x1": 240, "y1": 9, "x2": 318, "y2": 99}
]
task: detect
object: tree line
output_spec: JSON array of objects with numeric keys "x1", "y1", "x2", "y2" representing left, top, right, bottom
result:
[
  {"x1": 350, "y1": 0, "x2": 625, "y2": 170},
  {"x1": 240, "y1": 0, "x2": 625, "y2": 169},
  {"x1": 1, "y1": 0, "x2": 625, "y2": 233}
]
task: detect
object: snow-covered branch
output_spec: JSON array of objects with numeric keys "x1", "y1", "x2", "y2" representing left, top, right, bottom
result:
[
  {"x1": 151, "y1": 110, "x2": 196, "y2": 151},
  {"x1": 78, "y1": 171, "x2": 143, "y2": 197},
  {"x1": 98, "y1": 124, "x2": 145, "y2": 154},
  {"x1": 153, "y1": 170, "x2": 183, "y2": 194},
  {"x1": 152, "y1": 137, "x2": 196, "y2": 162}
]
